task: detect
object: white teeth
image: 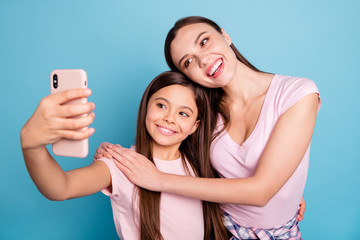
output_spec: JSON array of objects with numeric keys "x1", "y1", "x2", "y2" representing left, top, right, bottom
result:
[
  {"x1": 158, "y1": 126, "x2": 175, "y2": 134},
  {"x1": 209, "y1": 59, "x2": 223, "y2": 76}
]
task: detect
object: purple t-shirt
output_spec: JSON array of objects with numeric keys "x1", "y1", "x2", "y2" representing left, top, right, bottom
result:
[{"x1": 211, "y1": 75, "x2": 321, "y2": 228}]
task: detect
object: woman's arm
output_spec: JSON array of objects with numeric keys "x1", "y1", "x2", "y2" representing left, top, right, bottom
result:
[
  {"x1": 107, "y1": 93, "x2": 319, "y2": 206},
  {"x1": 21, "y1": 88, "x2": 110, "y2": 200}
]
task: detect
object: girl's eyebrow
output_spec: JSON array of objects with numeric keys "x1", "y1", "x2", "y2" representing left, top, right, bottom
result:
[
  {"x1": 178, "y1": 31, "x2": 208, "y2": 67},
  {"x1": 155, "y1": 97, "x2": 194, "y2": 114}
]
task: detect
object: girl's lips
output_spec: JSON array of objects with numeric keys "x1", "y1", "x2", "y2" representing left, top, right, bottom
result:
[
  {"x1": 156, "y1": 124, "x2": 177, "y2": 136},
  {"x1": 206, "y1": 58, "x2": 224, "y2": 78}
]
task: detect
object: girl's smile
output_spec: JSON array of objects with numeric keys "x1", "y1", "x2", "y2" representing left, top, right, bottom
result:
[{"x1": 156, "y1": 124, "x2": 177, "y2": 136}]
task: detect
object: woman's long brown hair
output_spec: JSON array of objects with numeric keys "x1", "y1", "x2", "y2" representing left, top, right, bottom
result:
[
  {"x1": 135, "y1": 71, "x2": 224, "y2": 239},
  {"x1": 164, "y1": 16, "x2": 262, "y2": 142}
]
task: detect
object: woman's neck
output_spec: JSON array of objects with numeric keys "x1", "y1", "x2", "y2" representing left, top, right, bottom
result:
[{"x1": 222, "y1": 61, "x2": 273, "y2": 104}]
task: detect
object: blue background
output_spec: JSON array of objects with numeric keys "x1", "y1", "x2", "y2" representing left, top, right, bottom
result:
[{"x1": 1, "y1": 0, "x2": 359, "y2": 239}]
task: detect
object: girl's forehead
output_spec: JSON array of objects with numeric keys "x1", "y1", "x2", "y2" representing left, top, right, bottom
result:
[
  {"x1": 151, "y1": 84, "x2": 197, "y2": 106},
  {"x1": 154, "y1": 84, "x2": 194, "y2": 98}
]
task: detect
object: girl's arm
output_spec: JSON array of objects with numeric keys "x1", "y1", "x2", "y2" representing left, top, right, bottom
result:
[
  {"x1": 104, "y1": 93, "x2": 319, "y2": 206},
  {"x1": 21, "y1": 88, "x2": 110, "y2": 200},
  {"x1": 22, "y1": 146, "x2": 111, "y2": 200}
]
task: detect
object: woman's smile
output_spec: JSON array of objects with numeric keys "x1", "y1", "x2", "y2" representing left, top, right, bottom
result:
[{"x1": 207, "y1": 57, "x2": 224, "y2": 78}]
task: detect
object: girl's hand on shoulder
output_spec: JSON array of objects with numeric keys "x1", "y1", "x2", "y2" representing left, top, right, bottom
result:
[
  {"x1": 93, "y1": 142, "x2": 115, "y2": 160},
  {"x1": 109, "y1": 145, "x2": 164, "y2": 191},
  {"x1": 20, "y1": 88, "x2": 95, "y2": 150}
]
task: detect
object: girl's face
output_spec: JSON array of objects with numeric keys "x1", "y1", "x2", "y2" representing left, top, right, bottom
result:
[
  {"x1": 170, "y1": 23, "x2": 238, "y2": 88},
  {"x1": 146, "y1": 84, "x2": 199, "y2": 153}
]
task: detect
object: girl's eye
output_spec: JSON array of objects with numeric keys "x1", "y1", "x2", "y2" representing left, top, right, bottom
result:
[
  {"x1": 200, "y1": 38, "x2": 208, "y2": 47},
  {"x1": 184, "y1": 58, "x2": 193, "y2": 68},
  {"x1": 179, "y1": 112, "x2": 189, "y2": 117},
  {"x1": 157, "y1": 103, "x2": 165, "y2": 109}
]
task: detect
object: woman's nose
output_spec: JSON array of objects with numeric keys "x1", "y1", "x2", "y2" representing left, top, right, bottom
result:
[{"x1": 198, "y1": 54, "x2": 210, "y2": 68}]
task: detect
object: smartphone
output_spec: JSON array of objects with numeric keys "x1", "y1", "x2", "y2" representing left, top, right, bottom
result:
[{"x1": 50, "y1": 69, "x2": 89, "y2": 158}]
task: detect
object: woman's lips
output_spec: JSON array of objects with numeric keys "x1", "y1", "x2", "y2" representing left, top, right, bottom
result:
[{"x1": 207, "y1": 58, "x2": 224, "y2": 78}]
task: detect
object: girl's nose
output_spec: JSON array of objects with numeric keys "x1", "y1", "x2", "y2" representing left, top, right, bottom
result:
[{"x1": 164, "y1": 112, "x2": 176, "y2": 124}]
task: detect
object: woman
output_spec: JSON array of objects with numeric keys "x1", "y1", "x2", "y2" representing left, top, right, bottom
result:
[{"x1": 97, "y1": 16, "x2": 320, "y2": 239}]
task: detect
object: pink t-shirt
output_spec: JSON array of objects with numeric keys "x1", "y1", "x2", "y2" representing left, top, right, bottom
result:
[
  {"x1": 97, "y1": 156, "x2": 204, "y2": 240},
  {"x1": 211, "y1": 75, "x2": 320, "y2": 229}
]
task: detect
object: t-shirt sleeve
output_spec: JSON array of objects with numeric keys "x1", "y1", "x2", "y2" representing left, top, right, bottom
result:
[
  {"x1": 278, "y1": 77, "x2": 321, "y2": 115},
  {"x1": 95, "y1": 157, "x2": 125, "y2": 197}
]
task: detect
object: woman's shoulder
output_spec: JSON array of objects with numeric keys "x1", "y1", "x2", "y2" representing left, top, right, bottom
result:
[
  {"x1": 274, "y1": 74, "x2": 318, "y2": 91},
  {"x1": 272, "y1": 75, "x2": 320, "y2": 114}
]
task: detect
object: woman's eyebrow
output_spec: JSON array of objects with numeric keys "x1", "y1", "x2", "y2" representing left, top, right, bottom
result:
[
  {"x1": 194, "y1": 31, "x2": 208, "y2": 45},
  {"x1": 178, "y1": 31, "x2": 208, "y2": 67}
]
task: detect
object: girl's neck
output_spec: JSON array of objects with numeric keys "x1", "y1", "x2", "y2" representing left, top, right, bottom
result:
[
  {"x1": 152, "y1": 143, "x2": 181, "y2": 161},
  {"x1": 222, "y1": 61, "x2": 274, "y2": 104}
]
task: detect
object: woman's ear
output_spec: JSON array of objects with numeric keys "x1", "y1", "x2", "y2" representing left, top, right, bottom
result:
[
  {"x1": 189, "y1": 120, "x2": 200, "y2": 135},
  {"x1": 221, "y1": 28, "x2": 232, "y2": 45}
]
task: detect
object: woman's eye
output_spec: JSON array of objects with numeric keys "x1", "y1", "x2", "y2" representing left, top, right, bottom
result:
[
  {"x1": 200, "y1": 38, "x2": 208, "y2": 46},
  {"x1": 180, "y1": 112, "x2": 189, "y2": 117},
  {"x1": 184, "y1": 58, "x2": 193, "y2": 68}
]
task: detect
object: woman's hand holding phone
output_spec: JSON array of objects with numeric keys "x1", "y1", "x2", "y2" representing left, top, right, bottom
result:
[{"x1": 20, "y1": 88, "x2": 95, "y2": 151}]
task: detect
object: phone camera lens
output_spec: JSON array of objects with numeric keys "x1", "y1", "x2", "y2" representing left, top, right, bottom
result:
[{"x1": 53, "y1": 74, "x2": 58, "y2": 88}]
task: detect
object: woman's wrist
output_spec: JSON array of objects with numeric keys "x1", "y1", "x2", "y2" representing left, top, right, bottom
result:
[{"x1": 20, "y1": 125, "x2": 44, "y2": 150}]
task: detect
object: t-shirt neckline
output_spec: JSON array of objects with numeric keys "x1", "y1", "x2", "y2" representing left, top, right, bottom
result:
[{"x1": 222, "y1": 74, "x2": 278, "y2": 148}]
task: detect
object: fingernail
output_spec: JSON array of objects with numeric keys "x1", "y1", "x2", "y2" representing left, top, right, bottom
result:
[{"x1": 84, "y1": 88, "x2": 92, "y2": 95}]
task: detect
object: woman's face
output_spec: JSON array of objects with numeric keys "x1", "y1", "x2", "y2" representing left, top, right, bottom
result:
[{"x1": 170, "y1": 23, "x2": 238, "y2": 88}]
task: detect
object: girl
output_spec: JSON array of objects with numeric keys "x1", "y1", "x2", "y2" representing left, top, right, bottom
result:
[
  {"x1": 96, "y1": 16, "x2": 320, "y2": 239},
  {"x1": 20, "y1": 71, "x2": 227, "y2": 240}
]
